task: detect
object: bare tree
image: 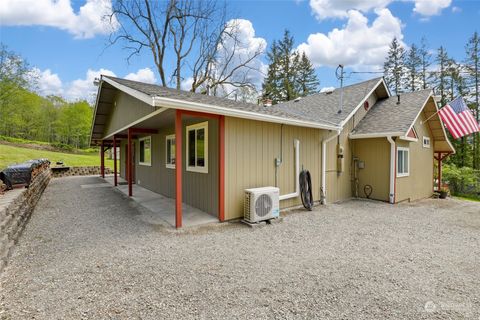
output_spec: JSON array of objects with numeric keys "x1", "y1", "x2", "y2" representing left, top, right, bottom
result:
[{"x1": 109, "y1": 0, "x2": 264, "y2": 95}]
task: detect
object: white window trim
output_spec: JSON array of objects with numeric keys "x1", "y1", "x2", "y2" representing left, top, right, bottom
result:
[
  {"x1": 186, "y1": 121, "x2": 208, "y2": 174},
  {"x1": 138, "y1": 136, "x2": 152, "y2": 166},
  {"x1": 165, "y1": 134, "x2": 176, "y2": 169},
  {"x1": 397, "y1": 147, "x2": 409, "y2": 178},
  {"x1": 423, "y1": 136, "x2": 431, "y2": 148}
]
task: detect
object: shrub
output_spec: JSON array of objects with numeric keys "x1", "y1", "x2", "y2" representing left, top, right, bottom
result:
[{"x1": 443, "y1": 164, "x2": 480, "y2": 195}]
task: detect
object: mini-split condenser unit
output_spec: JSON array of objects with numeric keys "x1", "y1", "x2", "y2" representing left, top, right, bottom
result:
[{"x1": 244, "y1": 187, "x2": 280, "y2": 223}]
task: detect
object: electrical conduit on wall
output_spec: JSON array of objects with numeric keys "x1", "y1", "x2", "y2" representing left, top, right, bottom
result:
[
  {"x1": 279, "y1": 139, "x2": 300, "y2": 201},
  {"x1": 321, "y1": 131, "x2": 341, "y2": 204},
  {"x1": 387, "y1": 136, "x2": 396, "y2": 204}
]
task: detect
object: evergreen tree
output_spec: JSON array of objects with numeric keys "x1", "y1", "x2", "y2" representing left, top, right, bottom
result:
[
  {"x1": 465, "y1": 31, "x2": 480, "y2": 169},
  {"x1": 383, "y1": 37, "x2": 406, "y2": 95},
  {"x1": 405, "y1": 43, "x2": 422, "y2": 92},
  {"x1": 435, "y1": 46, "x2": 450, "y2": 107},
  {"x1": 295, "y1": 52, "x2": 319, "y2": 96},
  {"x1": 419, "y1": 37, "x2": 432, "y2": 90}
]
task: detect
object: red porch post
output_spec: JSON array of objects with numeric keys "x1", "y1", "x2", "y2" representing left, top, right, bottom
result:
[
  {"x1": 219, "y1": 115, "x2": 225, "y2": 222},
  {"x1": 100, "y1": 140, "x2": 105, "y2": 178},
  {"x1": 127, "y1": 128, "x2": 133, "y2": 197},
  {"x1": 175, "y1": 110, "x2": 183, "y2": 228},
  {"x1": 113, "y1": 135, "x2": 118, "y2": 186},
  {"x1": 438, "y1": 152, "x2": 443, "y2": 190}
]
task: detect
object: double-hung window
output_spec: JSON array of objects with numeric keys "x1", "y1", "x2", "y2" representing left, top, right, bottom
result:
[
  {"x1": 397, "y1": 147, "x2": 409, "y2": 177},
  {"x1": 139, "y1": 136, "x2": 152, "y2": 166},
  {"x1": 166, "y1": 134, "x2": 176, "y2": 169},
  {"x1": 186, "y1": 121, "x2": 208, "y2": 173}
]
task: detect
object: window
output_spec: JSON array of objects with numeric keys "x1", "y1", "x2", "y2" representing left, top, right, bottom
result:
[
  {"x1": 186, "y1": 121, "x2": 208, "y2": 173},
  {"x1": 397, "y1": 147, "x2": 409, "y2": 177},
  {"x1": 423, "y1": 136, "x2": 431, "y2": 148},
  {"x1": 139, "y1": 136, "x2": 151, "y2": 166},
  {"x1": 166, "y1": 134, "x2": 176, "y2": 169}
]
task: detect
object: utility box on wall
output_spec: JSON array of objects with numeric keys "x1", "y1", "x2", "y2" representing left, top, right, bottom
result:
[{"x1": 337, "y1": 144, "x2": 344, "y2": 173}]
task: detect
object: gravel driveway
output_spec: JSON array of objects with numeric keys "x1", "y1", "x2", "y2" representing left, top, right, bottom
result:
[{"x1": 1, "y1": 176, "x2": 479, "y2": 319}]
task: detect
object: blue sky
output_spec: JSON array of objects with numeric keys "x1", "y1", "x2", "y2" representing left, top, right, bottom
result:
[{"x1": 0, "y1": 0, "x2": 479, "y2": 102}]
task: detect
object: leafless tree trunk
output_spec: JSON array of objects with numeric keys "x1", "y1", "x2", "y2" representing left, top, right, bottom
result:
[{"x1": 109, "y1": 0, "x2": 264, "y2": 96}]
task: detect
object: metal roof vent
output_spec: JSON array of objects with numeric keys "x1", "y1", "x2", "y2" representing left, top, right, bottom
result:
[{"x1": 294, "y1": 97, "x2": 302, "y2": 102}]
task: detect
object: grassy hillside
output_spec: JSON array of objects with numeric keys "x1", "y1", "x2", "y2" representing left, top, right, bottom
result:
[{"x1": 0, "y1": 144, "x2": 116, "y2": 170}]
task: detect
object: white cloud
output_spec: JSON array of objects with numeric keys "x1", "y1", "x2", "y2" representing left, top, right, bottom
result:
[
  {"x1": 413, "y1": 0, "x2": 452, "y2": 16},
  {"x1": 320, "y1": 86, "x2": 335, "y2": 93},
  {"x1": 212, "y1": 19, "x2": 267, "y2": 99},
  {"x1": 297, "y1": 8, "x2": 404, "y2": 69},
  {"x1": 124, "y1": 68, "x2": 157, "y2": 84},
  {"x1": 309, "y1": 0, "x2": 392, "y2": 20},
  {"x1": 451, "y1": 6, "x2": 461, "y2": 13},
  {"x1": 0, "y1": 0, "x2": 118, "y2": 39},
  {"x1": 30, "y1": 68, "x2": 63, "y2": 96},
  {"x1": 30, "y1": 67, "x2": 158, "y2": 102}
]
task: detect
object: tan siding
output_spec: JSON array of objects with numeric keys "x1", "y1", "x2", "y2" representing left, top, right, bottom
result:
[
  {"x1": 395, "y1": 112, "x2": 434, "y2": 202},
  {"x1": 224, "y1": 117, "x2": 323, "y2": 220},
  {"x1": 325, "y1": 92, "x2": 378, "y2": 203},
  {"x1": 103, "y1": 91, "x2": 157, "y2": 138},
  {"x1": 353, "y1": 138, "x2": 390, "y2": 201}
]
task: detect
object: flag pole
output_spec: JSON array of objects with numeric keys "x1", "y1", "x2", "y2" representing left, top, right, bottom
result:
[{"x1": 421, "y1": 108, "x2": 442, "y2": 125}]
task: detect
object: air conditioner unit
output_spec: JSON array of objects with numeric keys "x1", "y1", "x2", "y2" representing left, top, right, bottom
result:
[{"x1": 244, "y1": 187, "x2": 280, "y2": 223}]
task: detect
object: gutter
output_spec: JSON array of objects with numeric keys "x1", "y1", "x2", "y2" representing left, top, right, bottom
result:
[
  {"x1": 387, "y1": 136, "x2": 396, "y2": 204},
  {"x1": 321, "y1": 130, "x2": 341, "y2": 204}
]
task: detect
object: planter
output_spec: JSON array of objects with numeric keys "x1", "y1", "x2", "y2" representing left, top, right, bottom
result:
[{"x1": 439, "y1": 191, "x2": 448, "y2": 199}]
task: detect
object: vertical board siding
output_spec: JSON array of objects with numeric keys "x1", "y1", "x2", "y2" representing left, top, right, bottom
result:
[
  {"x1": 224, "y1": 117, "x2": 323, "y2": 220},
  {"x1": 353, "y1": 138, "x2": 390, "y2": 201},
  {"x1": 103, "y1": 91, "x2": 157, "y2": 138},
  {"x1": 325, "y1": 92, "x2": 378, "y2": 203},
  {"x1": 395, "y1": 112, "x2": 434, "y2": 202},
  {"x1": 126, "y1": 117, "x2": 219, "y2": 217}
]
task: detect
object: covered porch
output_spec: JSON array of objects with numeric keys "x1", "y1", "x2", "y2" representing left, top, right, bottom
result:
[{"x1": 96, "y1": 107, "x2": 225, "y2": 229}]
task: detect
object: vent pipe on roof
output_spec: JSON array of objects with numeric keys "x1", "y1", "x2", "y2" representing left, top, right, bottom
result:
[{"x1": 397, "y1": 94, "x2": 401, "y2": 105}]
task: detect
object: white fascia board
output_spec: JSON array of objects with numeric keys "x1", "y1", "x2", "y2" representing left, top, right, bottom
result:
[
  {"x1": 406, "y1": 91, "x2": 434, "y2": 136},
  {"x1": 349, "y1": 132, "x2": 403, "y2": 139},
  {"x1": 89, "y1": 79, "x2": 105, "y2": 144},
  {"x1": 399, "y1": 136, "x2": 418, "y2": 142},
  {"x1": 152, "y1": 96, "x2": 341, "y2": 131},
  {"x1": 339, "y1": 78, "x2": 387, "y2": 129},
  {"x1": 102, "y1": 76, "x2": 155, "y2": 106}
]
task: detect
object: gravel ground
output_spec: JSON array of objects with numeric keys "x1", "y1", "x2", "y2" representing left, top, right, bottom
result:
[{"x1": 1, "y1": 176, "x2": 479, "y2": 319}]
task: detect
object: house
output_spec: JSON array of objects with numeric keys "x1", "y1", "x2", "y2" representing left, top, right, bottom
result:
[{"x1": 90, "y1": 76, "x2": 454, "y2": 227}]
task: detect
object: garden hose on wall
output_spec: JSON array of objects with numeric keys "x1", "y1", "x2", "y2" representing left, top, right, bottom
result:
[{"x1": 300, "y1": 170, "x2": 314, "y2": 211}]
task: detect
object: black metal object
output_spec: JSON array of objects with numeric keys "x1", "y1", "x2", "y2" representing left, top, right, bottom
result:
[
  {"x1": 300, "y1": 170, "x2": 314, "y2": 211},
  {"x1": 0, "y1": 159, "x2": 50, "y2": 189}
]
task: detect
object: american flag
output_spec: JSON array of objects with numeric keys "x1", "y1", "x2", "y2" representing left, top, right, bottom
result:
[{"x1": 438, "y1": 96, "x2": 480, "y2": 139}]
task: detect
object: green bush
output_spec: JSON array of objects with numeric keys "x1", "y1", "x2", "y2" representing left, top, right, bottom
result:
[
  {"x1": 50, "y1": 142, "x2": 75, "y2": 152},
  {"x1": 443, "y1": 164, "x2": 480, "y2": 195}
]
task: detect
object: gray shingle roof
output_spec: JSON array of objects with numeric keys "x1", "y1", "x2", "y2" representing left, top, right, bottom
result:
[
  {"x1": 104, "y1": 76, "x2": 388, "y2": 129},
  {"x1": 104, "y1": 76, "x2": 338, "y2": 128},
  {"x1": 272, "y1": 77, "x2": 384, "y2": 126},
  {"x1": 351, "y1": 89, "x2": 432, "y2": 136}
]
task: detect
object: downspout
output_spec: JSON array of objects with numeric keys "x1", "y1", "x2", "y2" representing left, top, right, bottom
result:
[
  {"x1": 279, "y1": 139, "x2": 300, "y2": 201},
  {"x1": 321, "y1": 130, "x2": 341, "y2": 204},
  {"x1": 387, "y1": 136, "x2": 396, "y2": 204}
]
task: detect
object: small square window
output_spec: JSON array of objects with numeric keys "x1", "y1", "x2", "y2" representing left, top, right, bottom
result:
[
  {"x1": 166, "y1": 134, "x2": 176, "y2": 169},
  {"x1": 397, "y1": 147, "x2": 409, "y2": 177},
  {"x1": 186, "y1": 121, "x2": 208, "y2": 173},
  {"x1": 139, "y1": 136, "x2": 152, "y2": 166},
  {"x1": 423, "y1": 136, "x2": 431, "y2": 148}
]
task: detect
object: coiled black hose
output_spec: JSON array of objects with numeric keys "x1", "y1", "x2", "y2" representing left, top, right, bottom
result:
[{"x1": 300, "y1": 170, "x2": 314, "y2": 211}]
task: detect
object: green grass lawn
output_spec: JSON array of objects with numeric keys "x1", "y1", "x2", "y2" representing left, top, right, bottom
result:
[{"x1": 0, "y1": 144, "x2": 116, "y2": 170}]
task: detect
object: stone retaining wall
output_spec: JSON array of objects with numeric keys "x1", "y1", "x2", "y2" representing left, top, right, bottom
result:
[
  {"x1": 0, "y1": 169, "x2": 51, "y2": 271},
  {"x1": 51, "y1": 166, "x2": 112, "y2": 178}
]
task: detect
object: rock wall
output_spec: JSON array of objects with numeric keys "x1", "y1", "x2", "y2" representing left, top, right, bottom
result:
[
  {"x1": 0, "y1": 168, "x2": 51, "y2": 271},
  {"x1": 51, "y1": 166, "x2": 112, "y2": 178}
]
